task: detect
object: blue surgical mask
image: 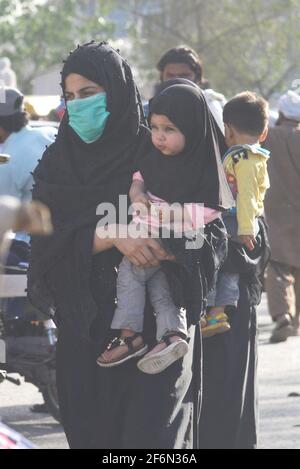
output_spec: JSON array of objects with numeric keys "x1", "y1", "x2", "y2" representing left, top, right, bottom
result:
[{"x1": 67, "y1": 92, "x2": 110, "y2": 143}]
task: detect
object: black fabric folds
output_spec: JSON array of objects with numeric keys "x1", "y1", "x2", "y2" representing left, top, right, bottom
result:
[
  {"x1": 27, "y1": 42, "x2": 149, "y2": 340},
  {"x1": 138, "y1": 84, "x2": 233, "y2": 209},
  {"x1": 199, "y1": 217, "x2": 270, "y2": 449},
  {"x1": 162, "y1": 218, "x2": 228, "y2": 324}
]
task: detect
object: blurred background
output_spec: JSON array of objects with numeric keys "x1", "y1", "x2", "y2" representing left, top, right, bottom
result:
[
  {"x1": 1, "y1": 0, "x2": 300, "y2": 106},
  {"x1": 1, "y1": 0, "x2": 300, "y2": 450}
]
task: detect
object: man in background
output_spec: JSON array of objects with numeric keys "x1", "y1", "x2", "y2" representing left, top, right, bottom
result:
[
  {"x1": 264, "y1": 90, "x2": 300, "y2": 343},
  {"x1": 156, "y1": 45, "x2": 226, "y2": 132}
]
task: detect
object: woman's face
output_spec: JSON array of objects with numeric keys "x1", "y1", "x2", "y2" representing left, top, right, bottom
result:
[
  {"x1": 64, "y1": 73, "x2": 104, "y2": 101},
  {"x1": 150, "y1": 113, "x2": 185, "y2": 156}
]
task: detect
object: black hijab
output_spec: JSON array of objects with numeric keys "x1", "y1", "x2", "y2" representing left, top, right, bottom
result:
[
  {"x1": 28, "y1": 42, "x2": 148, "y2": 339},
  {"x1": 55, "y1": 40, "x2": 147, "y2": 185},
  {"x1": 139, "y1": 84, "x2": 232, "y2": 209}
]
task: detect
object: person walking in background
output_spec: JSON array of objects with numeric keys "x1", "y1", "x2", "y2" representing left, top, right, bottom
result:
[
  {"x1": 0, "y1": 196, "x2": 52, "y2": 254},
  {"x1": 0, "y1": 58, "x2": 17, "y2": 88},
  {"x1": 0, "y1": 87, "x2": 56, "y2": 244},
  {"x1": 155, "y1": 46, "x2": 226, "y2": 132},
  {"x1": 264, "y1": 90, "x2": 300, "y2": 343},
  {"x1": 0, "y1": 87, "x2": 56, "y2": 202}
]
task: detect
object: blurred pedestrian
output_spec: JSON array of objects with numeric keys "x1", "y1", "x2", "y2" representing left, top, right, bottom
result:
[
  {"x1": 155, "y1": 46, "x2": 226, "y2": 132},
  {"x1": 0, "y1": 57, "x2": 17, "y2": 88},
  {"x1": 264, "y1": 90, "x2": 300, "y2": 343},
  {"x1": 0, "y1": 87, "x2": 56, "y2": 242},
  {"x1": 0, "y1": 195, "x2": 52, "y2": 250}
]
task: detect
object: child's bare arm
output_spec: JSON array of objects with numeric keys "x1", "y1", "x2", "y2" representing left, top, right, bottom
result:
[{"x1": 129, "y1": 180, "x2": 151, "y2": 208}]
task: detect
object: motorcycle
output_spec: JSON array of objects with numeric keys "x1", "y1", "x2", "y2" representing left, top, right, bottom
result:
[
  {"x1": 0, "y1": 240, "x2": 60, "y2": 423},
  {"x1": 0, "y1": 421, "x2": 37, "y2": 449}
]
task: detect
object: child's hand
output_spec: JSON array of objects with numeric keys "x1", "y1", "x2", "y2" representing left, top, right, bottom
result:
[{"x1": 238, "y1": 235, "x2": 256, "y2": 251}]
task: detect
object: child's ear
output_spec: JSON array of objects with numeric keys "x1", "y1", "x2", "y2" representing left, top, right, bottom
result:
[
  {"x1": 224, "y1": 123, "x2": 233, "y2": 137},
  {"x1": 259, "y1": 127, "x2": 269, "y2": 143}
]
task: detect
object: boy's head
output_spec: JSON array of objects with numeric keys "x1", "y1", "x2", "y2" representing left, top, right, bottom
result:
[
  {"x1": 223, "y1": 91, "x2": 269, "y2": 147},
  {"x1": 157, "y1": 46, "x2": 203, "y2": 85}
]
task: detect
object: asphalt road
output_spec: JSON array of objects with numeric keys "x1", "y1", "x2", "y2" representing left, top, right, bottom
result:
[{"x1": 0, "y1": 293, "x2": 299, "y2": 449}]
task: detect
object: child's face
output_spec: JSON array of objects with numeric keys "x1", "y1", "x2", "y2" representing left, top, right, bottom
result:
[{"x1": 150, "y1": 114, "x2": 185, "y2": 156}]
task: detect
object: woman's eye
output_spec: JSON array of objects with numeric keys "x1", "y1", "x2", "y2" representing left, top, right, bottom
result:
[{"x1": 166, "y1": 127, "x2": 175, "y2": 132}]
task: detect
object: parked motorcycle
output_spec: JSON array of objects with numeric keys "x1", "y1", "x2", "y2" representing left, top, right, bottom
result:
[
  {"x1": 0, "y1": 421, "x2": 37, "y2": 449},
  {"x1": 0, "y1": 240, "x2": 60, "y2": 423}
]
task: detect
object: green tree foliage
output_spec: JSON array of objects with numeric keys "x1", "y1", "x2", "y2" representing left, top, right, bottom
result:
[
  {"x1": 0, "y1": 0, "x2": 115, "y2": 92},
  {"x1": 116, "y1": 0, "x2": 300, "y2": 99}
]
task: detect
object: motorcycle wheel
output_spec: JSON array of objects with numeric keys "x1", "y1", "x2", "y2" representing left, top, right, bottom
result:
[{"x1": 42, "y1": 382, "x2": 61, "y2": 423}]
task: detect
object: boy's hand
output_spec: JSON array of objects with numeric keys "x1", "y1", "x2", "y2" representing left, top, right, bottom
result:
[{"x1": 238, "y1": 234, "x2": 256, "y2": 251}]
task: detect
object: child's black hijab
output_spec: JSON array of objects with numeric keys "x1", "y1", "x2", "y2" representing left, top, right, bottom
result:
[{"x1": 140, "y1": 84, "x2": 232, "y2": 210}]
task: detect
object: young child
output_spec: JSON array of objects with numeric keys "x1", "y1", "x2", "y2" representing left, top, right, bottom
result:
[
  {"x1": 201, "y1": 91, "x2": 270, "y2": 337},
  {"x1": 97, "y1": 84, "x2": 228, "y2": 374}
]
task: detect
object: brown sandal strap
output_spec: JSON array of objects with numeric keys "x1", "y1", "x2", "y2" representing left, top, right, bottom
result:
[
  {"x1": 106, "y1": 333, "x2": 142, "y2": 354},
  {"x1": 123, "y1": 333, "x2": 142, "y2": 354},
  {"x1": 160, "y1": 331, "x2": 187, "y2": 346}
]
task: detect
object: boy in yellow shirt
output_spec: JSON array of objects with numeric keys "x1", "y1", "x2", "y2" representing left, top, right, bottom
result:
[{"x1": 202, "y1": 91, "x2": 270, "y2": 337}]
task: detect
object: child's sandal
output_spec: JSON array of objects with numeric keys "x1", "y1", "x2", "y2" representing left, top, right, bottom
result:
[
  {"x1": 201, "y1": 312, "x2": 231, "y2": 338},
  {"x1": 137, "y1": 332, "x2": 188, "y2": 375},
  {"x1": 97, "y1": 333, "x2": 148, "y2": 368}
]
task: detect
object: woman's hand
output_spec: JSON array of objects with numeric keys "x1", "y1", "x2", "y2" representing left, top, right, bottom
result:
[
  {"x1": 94, "y1": 223, "x2": 175, "y2": 266},
  {"x1": 113, "y1": 232, "x2": 175, "y2": 267}
]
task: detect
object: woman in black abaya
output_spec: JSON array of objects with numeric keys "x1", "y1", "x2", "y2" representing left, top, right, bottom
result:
[{"x1": 28, "y1": 42, "x2": 230, "y2": 449}]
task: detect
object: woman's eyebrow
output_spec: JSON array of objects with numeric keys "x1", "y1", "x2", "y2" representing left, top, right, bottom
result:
[{"x1": 79, "y1": 86, "x2": 100, "y2": 92}]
